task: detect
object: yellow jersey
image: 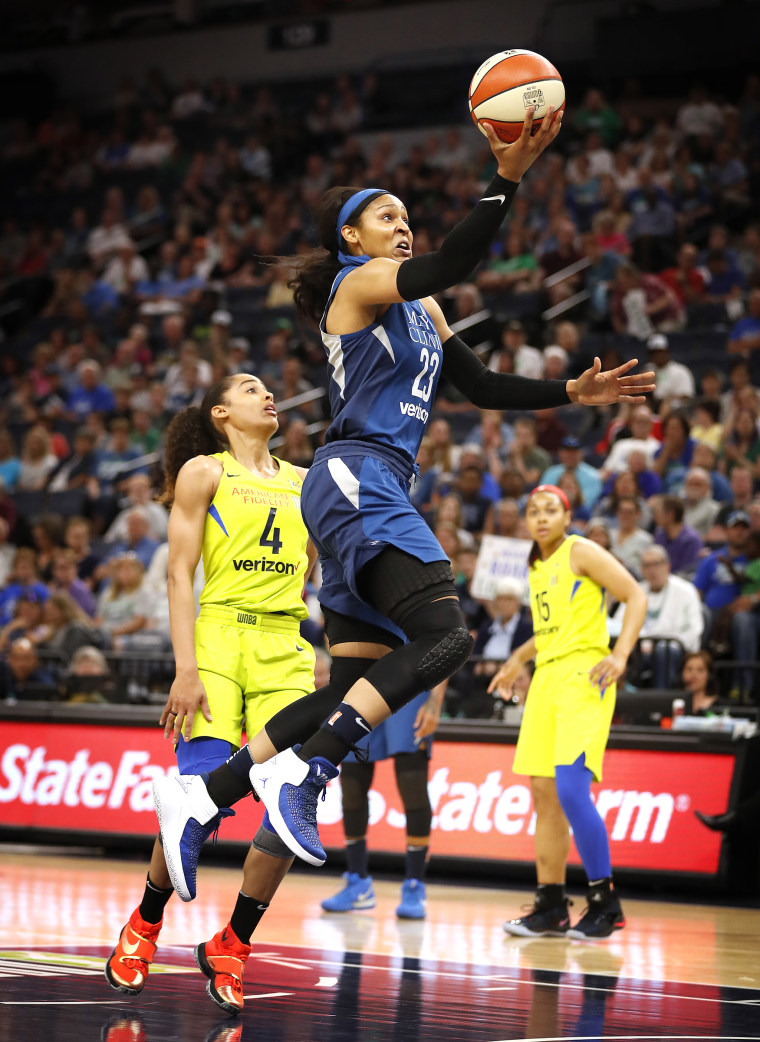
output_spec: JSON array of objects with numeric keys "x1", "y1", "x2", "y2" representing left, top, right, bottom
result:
[
  {"x1": 529, "y1": 534, "x2": 610, "y2": 667},
  {"x1": 199, "y1": 451, "x2": 309, "y2": 620}
]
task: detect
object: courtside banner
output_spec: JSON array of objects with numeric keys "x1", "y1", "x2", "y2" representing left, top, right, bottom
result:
[{"x1": 0, "y1": 723, "x2": 732, "y2": 875}]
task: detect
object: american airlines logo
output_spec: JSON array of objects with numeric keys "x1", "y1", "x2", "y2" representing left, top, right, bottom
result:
[{"x1": 399, "y1": 401, "x2": 429, "y2": 423}]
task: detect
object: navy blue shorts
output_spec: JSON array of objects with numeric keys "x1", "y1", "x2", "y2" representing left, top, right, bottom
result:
[
  {"x1": 301, "y1": 453, "x2": 447, "y2": 640},
  {"x1": 344, "y1": 690, "x2": 432, "y2": 763},
  {"x1": 175, "y1": 735, "x2": 234, "y2": 775}
]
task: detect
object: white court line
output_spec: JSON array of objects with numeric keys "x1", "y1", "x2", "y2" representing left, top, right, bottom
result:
[
  {"x1": 242, "y1": 992, "x2": 293, "y2": 999},
  {"x1": 491, "y1": 1037, "x2": 760, "y2": 1042}
]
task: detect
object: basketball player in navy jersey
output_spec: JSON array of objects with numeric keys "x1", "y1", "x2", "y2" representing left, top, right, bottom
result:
[{"x1": 154, "y1": 107, "x2": 655, "y2": 891}]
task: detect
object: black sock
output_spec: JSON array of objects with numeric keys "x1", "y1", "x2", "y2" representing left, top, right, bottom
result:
[
  {"x1": 297, "y1": 703, "x2": 372, "y2": 767},
  {"x1": 205, "y1": 746, "x2": 254, "y2": 808},
  {"x1": 536, "y1": 883, "x2": 566, "y2": 906},
  {"x1": 229, "y1": 891, "x2": 269, "y2": 945},
  {"x1": 345, "y1": 837, "x2": 369, "y2": 877},
  {"x1": 138, "y1": 872, "x2": 174, "y2": 924},
  {"x1": 405, "y1": 844, "x2": 428, "y2": 881}
]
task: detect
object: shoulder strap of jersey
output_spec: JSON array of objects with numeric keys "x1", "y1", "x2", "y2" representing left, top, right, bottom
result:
[{"x1": 272, "y1": 456, "x2": 302, "y2": 486}]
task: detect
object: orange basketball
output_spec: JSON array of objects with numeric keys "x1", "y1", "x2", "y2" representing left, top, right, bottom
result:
[{"x1": 468, "y1": 49, "x2": 565, "y2": 143}]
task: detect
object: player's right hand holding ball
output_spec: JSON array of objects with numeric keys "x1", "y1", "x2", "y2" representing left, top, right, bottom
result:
[{"x1": 480, "y1": 107, "x2": 562, "y2": 183}]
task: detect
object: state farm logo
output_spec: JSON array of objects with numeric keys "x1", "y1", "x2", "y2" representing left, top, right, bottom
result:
[
  {"x1": 319, "y1": 767, "x2": 681, "y2": 845},
  {"x1": 0, "y1": 744, "x2": 178, "y2": 811}
]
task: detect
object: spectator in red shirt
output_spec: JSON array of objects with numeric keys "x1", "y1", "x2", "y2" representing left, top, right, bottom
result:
[
  {"x1": 609, "y1": 262, "x2": 686, "y2": 337},
  {"x1": 659, "y1": 242, "x2": 707, "y2": 309}
]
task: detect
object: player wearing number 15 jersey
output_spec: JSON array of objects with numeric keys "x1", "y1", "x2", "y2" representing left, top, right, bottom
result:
[{"x1": 489, "y1": 485, "x2": 647, "y2": 941}]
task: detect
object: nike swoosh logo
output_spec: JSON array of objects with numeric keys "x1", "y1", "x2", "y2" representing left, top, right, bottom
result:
[
  {"x1": 121, "y1": 934, "x2": 142, "y2": 956},
  {"x1": 226, "y1": 473, "x2": 241, "y2": 477},
  {"x1": 481, "y1": 194, "x2": 506, "y2": 204},
  {"x1": 257, "y1": 903, "x2": 268, "y2": 910},
  {"x1": 355, "y1": 717, "x2": 371, "y2": 732},
  {"x1": 296, "y1": 645, "x2": 305, "y2": 652}
]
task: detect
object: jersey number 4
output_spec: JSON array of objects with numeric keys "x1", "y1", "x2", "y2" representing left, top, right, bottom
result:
[{"x1": 259, "y1": 507, "x2": 283, "y2": 554}]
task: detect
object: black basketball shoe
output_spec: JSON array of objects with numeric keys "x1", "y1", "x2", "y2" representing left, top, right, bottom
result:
[
  {"x1": 567, "y1": 889, "x2": 625, "y2": 940},
  {"x1": 503, "y1": 891, "x2": 571, "y2": 937}
]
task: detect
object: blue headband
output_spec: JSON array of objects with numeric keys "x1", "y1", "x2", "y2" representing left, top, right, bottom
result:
[{"x1": 335, "y1": 188, "x2": 388, "y2": 252}]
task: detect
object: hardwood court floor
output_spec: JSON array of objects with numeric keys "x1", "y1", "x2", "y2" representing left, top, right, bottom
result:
[{"x1": 2, "y1": 847, "x2": 760, "y2": 1041}]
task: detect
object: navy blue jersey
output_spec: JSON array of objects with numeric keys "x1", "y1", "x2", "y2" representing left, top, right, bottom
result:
[{"x1": 320, "y1": 264, "x2": 443, "y2": 470}]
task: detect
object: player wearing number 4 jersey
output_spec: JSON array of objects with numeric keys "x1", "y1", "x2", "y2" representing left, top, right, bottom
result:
[
  {"x1": 153, "y1": 107, "x2": 655, "y2": 896},
  {"x1": 107, "y1": 374, "x2": 319, "y2": 1016},
  {"x1": 489, "y1": 485, "x2": 647, "y2": 939}
]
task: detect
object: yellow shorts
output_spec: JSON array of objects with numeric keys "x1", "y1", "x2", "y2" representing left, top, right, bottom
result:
[
  {"x1": 512, "y1": 649, "x2": 615, "y2": 782},
  {"x1": 191, "y1": 605, "x2": 316, "y2": 747}
]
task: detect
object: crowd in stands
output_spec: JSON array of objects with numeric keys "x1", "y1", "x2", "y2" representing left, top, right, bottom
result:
[{"x1": 0, "y1": 61, "x2": 759, "y2": 715}]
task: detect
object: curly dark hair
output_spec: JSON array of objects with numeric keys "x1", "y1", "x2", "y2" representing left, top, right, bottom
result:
[
  {"x1": 160, "y1": 375, "x2": 235, "y2": 504},
  {"x1": 289, "y1": 186, "x2": 368, "y2": 325}
]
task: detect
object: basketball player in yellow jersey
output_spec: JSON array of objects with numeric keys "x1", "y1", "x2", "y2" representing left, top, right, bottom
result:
[
  {"x1": 107, "y1": 372, "x2": 317, "y2": 1016},
  {"x1": 489, "y1": 484, "x2": 646, "y2": 941}
]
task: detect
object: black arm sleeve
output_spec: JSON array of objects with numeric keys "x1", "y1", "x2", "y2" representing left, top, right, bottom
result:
[
  {"x1": 396, "y1": 174, "x2": 519, "y2": 302},
  {"x1": 441, "y1": 334, "x2": 572, "y2": 410}
]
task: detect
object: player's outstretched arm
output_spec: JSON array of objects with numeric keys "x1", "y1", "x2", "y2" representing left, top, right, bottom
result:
[{"x1": 425, "y1": 298, "x2": 655, "y2": 411}]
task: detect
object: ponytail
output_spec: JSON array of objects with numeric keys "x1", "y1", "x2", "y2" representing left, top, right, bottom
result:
[
  {"x1": 160, "y1": 376, "x2": 234, "y2": 504},
  {"x1": 289, "y1": 186, "x2": 368, "y2": 325}
]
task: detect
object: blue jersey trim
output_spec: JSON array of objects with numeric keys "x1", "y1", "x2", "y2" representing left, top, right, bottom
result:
[{"x1": 207, "y1": 503, "x2": 229, "y2": 537}]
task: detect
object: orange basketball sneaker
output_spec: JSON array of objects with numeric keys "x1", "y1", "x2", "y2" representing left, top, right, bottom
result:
[
  {"x1": 105, "y1": 909, "x2": 162, "y2": 994},
  {"x1": 195, "y1": 923, "x2": 252, "y2": 1016}
]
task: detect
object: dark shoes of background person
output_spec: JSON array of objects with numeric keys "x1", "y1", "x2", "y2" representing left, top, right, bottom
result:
[
  {"x1": 504, "y1": 884, "x2": 625, "y2": 941},
  {"x1": 567, "y1": 890, "x2": 626, "y2": 940},
  {"x1": 695, "y1": 809, "x2": 738, "y2": 833},
  {"x1": 503, "y1": 890, "x2": 572, "y2": 937}
]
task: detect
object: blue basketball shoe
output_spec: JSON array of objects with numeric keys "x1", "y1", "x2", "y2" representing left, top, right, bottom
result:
[
  {"x1": 152, "y1": 774, "x2": 234, "y2": 902},
  {"x1": 321, "y1": 873, "x2": 376, "y2": 912},
  {"x1": 396, "y1": 878, "x2": 426, "y2": 919},
  {"x1": 248, "y1": 747, "x2": 338, "y2": 867}
]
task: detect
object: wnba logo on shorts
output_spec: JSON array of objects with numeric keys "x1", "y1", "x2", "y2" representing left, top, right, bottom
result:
[
  {"x1": 237, "y1": 612, "x2": 257, "y2": 625},
  {"x1": 328, "y1": 711, "x2": 343, "y2": 726}
]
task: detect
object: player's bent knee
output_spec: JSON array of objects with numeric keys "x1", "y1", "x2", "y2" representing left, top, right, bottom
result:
[
  {"x1": 417, "y1": 626, "x2": 473, "y2": 688},
  {"x1": 253, "y1": 823, "x2": 294, "y2": 860}
]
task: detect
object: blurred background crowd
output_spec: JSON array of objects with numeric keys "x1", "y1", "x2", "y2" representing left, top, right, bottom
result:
[{"x1": 0, "y1": 23, "x2": 759, "y2": 718}]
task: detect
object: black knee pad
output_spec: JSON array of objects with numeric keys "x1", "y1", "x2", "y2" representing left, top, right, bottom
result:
[
  {"x1": 363, "y1": 597, "x2": 474, "y2": 714},
  {"x1": 340, "y1": 761, "x2": 375, "y2": 836},
  {"x1": 394, "y1": 752, "x2": 432, "y2": 836},
  {"x1": 264, "y1": 656, "x2": 374, "y2": 751}
]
